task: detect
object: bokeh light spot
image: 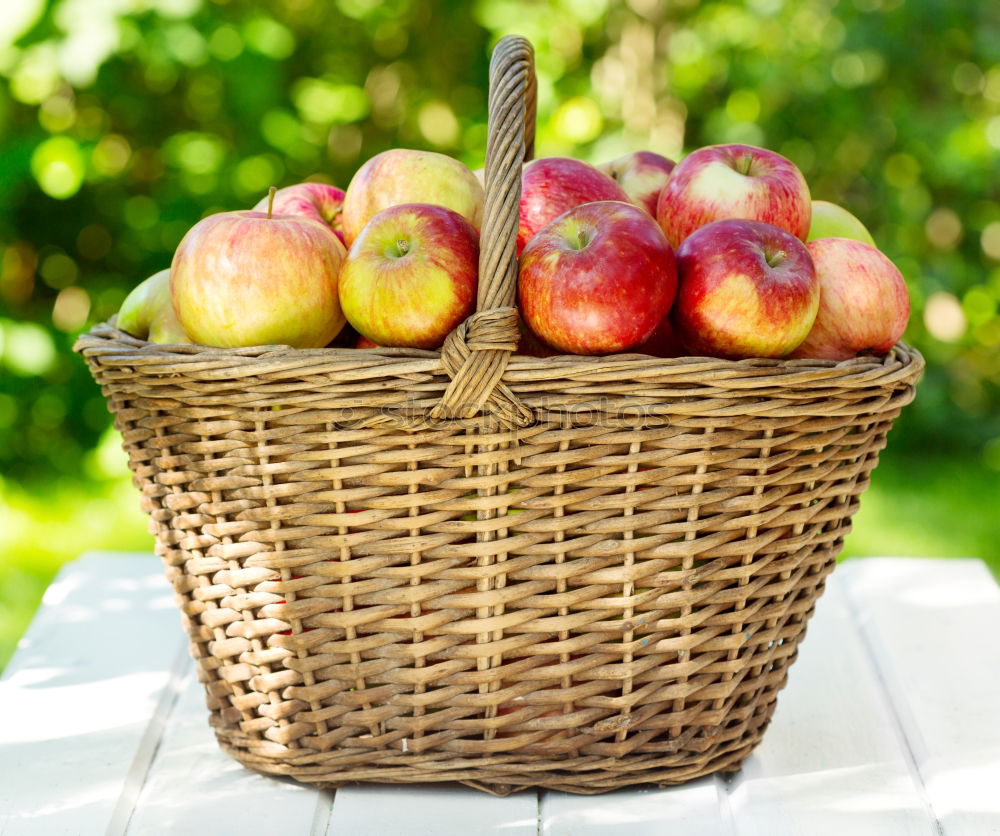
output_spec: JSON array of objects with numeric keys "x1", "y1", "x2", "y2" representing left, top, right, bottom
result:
[
  {"x1": 924, "y1": 208, "x2": 962, "y2": 250},
  {"x1": 418, "y1": 100, "x2": 460, "y2": 147},
  {"x1": 923, "y1": 291, "x2": 966, "y2": 342},
  {"x1": 52, "y1": 286, "x2": 91, "y2": 332},
  {"x1": 30, "y1": 136, "x2": 85, "y2": 199},
  {"x1": 981, "y1": 222, "x2": 1000, "y2": 261},
  {"x1": 40, "y1": 252, "x2": 78, "y2": 289},
  {"x1": 551, "y1": 97, "x2": 604, "y2": 144},
  {"x1": 91, "y1": 134, "x2": 131, "y2": 177},
  {"x1": 0, "y1": 319, "x2": 57, "y2": 376}
]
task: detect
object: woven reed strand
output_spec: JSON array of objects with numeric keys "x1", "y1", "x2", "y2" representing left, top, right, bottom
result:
[{"x1": 73, "y1": 34, "x2": 925, "y2": 795}]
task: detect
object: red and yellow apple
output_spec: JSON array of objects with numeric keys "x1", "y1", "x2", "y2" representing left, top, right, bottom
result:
[
  {"x1": 171, "y1": 200, "x2": 347, "y2": 348},
  {"x1": 117, "y1": 268, "x2": 191, "y2": 344},
  {"x1": 517, "y1": 157, "x2": 630, "y2": 255},
  {"x1": 253, "y1": 182, "x2": 346, "y2": 244},
  {"x1": 671, "y1": 218, "x2": 819, "y2": 359},
  {"x1": 340, "y1": 149, "x2": 483, "y2": 246},
  {"x1": 598, "y1": 151, "x2": 675, "y2": 216},
  {"x1": 518, "y1": 201, "x2": 677, "y2": 355},
  {"x1": 807, "y1": 199, "x2": 875, "y2": 246},
  {"x1": 656, "y1": 144, "x2": 811, "y2": 249},
  {"x1": 790, "y1": 238, "x2": 909, "y2": 361},
  {"x1": 338, "y1": 203, "x2": 479, "y2": 350}
]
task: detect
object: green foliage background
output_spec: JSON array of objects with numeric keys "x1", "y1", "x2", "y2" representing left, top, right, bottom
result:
[{"x1": 1, "y1": 0, "x2": 998, "y2": 670}]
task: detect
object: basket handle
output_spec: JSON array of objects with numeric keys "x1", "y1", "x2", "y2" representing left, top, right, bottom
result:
[{"x1": 430, "y1": 35, "x2": 536, "y2": 428}]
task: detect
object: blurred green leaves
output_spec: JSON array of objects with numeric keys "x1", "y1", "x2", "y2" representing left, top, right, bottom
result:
[{"x1": 0, "y1": 0, "x2": 997, "y2": 494}]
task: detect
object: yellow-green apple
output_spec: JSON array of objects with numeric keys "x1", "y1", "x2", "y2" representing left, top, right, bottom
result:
[
  {"x1": 790, "y1": 238, "x2": 909, "y2": 361},
  {"x1": 517, "y1": 157, "x2": 630, "y2": 255},
  {"x1": 518, "y1": 201, "x2": 677, "y2": 355},
  {"x1": 807, "y1": 199, "x2": 876, "y2": 246},
  {"x1": 171, "y1": 195, "x2": 347, "y2": 348},
  {"x1": 656, "y1": 144, "x2": 811, "y2": 249},
  {"x1": 252, "y1": 182, "x2": 346, "y2": 244},
  {"x1": 341, "y1": 149, "x2": 483, "y2": 246},
  {"x1": 598, "y1": 151, "x2": 676, "y2": 216},
  {"x1": 671, "y1": 218, "x2": 819, "y2": 359},
  {"x1": 338, "y1": 203, "x2": 478, "y2": 349},
  {"x1": 117, "y1": 268, "x2": 191, "y2": 344}
]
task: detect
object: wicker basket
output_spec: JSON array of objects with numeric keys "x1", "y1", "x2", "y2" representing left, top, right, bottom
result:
[{"x1": 75, "y1": 36, "x2": 924, "y2": 796}]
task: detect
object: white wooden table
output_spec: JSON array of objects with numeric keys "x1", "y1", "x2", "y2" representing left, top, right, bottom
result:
[{"x1": 1, "y1": 553, "x2": 998, "y2": 835}]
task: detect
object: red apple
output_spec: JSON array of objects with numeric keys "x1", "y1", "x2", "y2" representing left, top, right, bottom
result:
[
  {"x1": 341, "y1": 149, "x2": 483, "y2": 246},
  {"x1": 338, "y1": 203, "x2": 478, "y2": 349},
  {"x1": 598, "y1": 151, "x2": 676, "y2": 216},
  {"x1": 253, "y1": 182, "x2": 346, "y2": 244},
  {"x1": 671, "y1": 218, "x2": 819, "y2": 359},
  {"x1": 171, "y1": 196, "x2": 347, "y2": 348},
  {"x1": 790, "y1": 238, "x2": 909, "y2": 361},
  {"x1": 517, "y1": 157, "x2": 630, "y2": 255},
  {"x1": 656, "y1": 144, "x2": 811, "y2": 249},
  {"x1": 516, "y1": 318, "x2": 557, "y2": 357},
  {"x1": 117, "y1": 269, "x2": 191, "y2": 344},
  {"x1": 633, "y1": 314, "x2": 684, "y2": 358},
  {"x1": 518, "y1": 201, "x2": 677, "y2": 355}
]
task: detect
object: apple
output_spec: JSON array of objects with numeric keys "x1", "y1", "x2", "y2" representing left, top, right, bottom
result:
[
  {"x1": 518, "y1": 157, "x2": 630, "y2": 255},
  {"x1": 518, "y1": 200, "x2": 677, "y2": 355},
  {"x1": 633, "y1": 314, "x2": 684, "y2": 358},
  {"x1": 252, "y1": 182, "x2": 346, "y2": 244},
  {"x1": 171, "y1": 190, "x2": 347, "y2": 348},
  {"x1": 516, "y1": 318, "x2": 558, "y2": 357},
  {"x1": 790, "y1": 238, "x2": 909, "y2": 361},
  {"x1": 355, "y1": 335, "x2": 381, "y2": 349},
  {"x1": 807, "y1": 199, "x2": 876, "y2": 246},
  {"x1": 340, "y1": 149, "x2": 483, "y2": 246},
  {"x1": 656, "y1": 143, "x2": 811, "y2": 249},
  {"x1": 117, "y1": 268, "x2": 191, "y2": 344},
  {"x1": 338, "y1": 203, "x2": 478, "y2": 350},
  {"x1": 671, "y1": 218, "x2": 819, "y2": 359},
  {"x1": 598, "y1": 151, "x2": 676, "y2": 216}
]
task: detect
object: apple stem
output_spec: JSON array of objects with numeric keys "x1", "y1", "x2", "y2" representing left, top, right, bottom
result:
[
  {"x1": 765, "y1": 249, "x2": 786, "y2": 267},
  {"x1": 739, "y1": 154, "x2": 754, "y2": 175},
  {"x1": 266, "y1": 185, "x2": 277, "y2": 219}
]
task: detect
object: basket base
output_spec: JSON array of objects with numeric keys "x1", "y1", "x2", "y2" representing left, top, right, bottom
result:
[{"x1": 213, "y1": 698, "x2": 777, "y2": 796}]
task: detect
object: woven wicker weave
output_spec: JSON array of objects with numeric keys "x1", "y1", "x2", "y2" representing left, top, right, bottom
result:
[{"x1": 75, "y1": 36, "x2": 924, "y2": 795}]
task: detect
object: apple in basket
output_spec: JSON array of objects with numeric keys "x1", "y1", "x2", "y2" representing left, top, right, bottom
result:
[
  {"x1": 656, "y1": 143, "x2": 811, "y2": 249},
  {"x1": 116, "y1": 268, "x2": 191, "y2": 344},
  {"x1": 671, "y1": 218, "x2": 819, "y2": 359},
  {"x1": 807, "y1": 199, "x2": 876, "y2": 246},
  {"x1": 597, "y1": 151, "x2": 676, "y2": 216},
  {"x1": 518, "y1": 201, "x2": 677, "y2": 355},
  {"x1": 252, "y1": 182, "x2": 347, "y2": 244},
  {"x1": 340, "y1": 149, "x2": 484, "y2": 246},
  {"x1": 790, "y1": 238, "x2": 910, "y2": 361},
  {"x1": 171, "y1": 189, "x2": 347, "y2": 348},
  {"x1": 517, "y1": 157, "x2": 630, "y2": 254},
  {"x1": 338, "y1": 203, "x2": 479, "y2": 350}
]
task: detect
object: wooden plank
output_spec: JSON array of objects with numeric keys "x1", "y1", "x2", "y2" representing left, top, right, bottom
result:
[
  {"x1": 327, "y1": 784, "x2": 538, "y2": 836},
  {"x1": 0, "y1": 552, "x2": 188, "y2": 836},
  {"x1": 541, "y1": 777, "x2": 733, "y2": 835},
  {"x1": 125, "y1": 661, "x2": 332, "y2": 835},
  {"x1": 724, "y1": 568, "x2": 939, "y2": 836},
  {"x1": 840, "y1": 557, "x2": 1000, "y2": 836}
]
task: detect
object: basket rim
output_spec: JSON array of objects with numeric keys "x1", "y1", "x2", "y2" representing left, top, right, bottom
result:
[{"x1": 74, "y1": 318, "x2": 924, "y2": 394}]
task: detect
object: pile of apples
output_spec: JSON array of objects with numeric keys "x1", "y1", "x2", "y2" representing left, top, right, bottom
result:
[{"x1": 118, "y1": 142, "x2": 910, "y2": 363}]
